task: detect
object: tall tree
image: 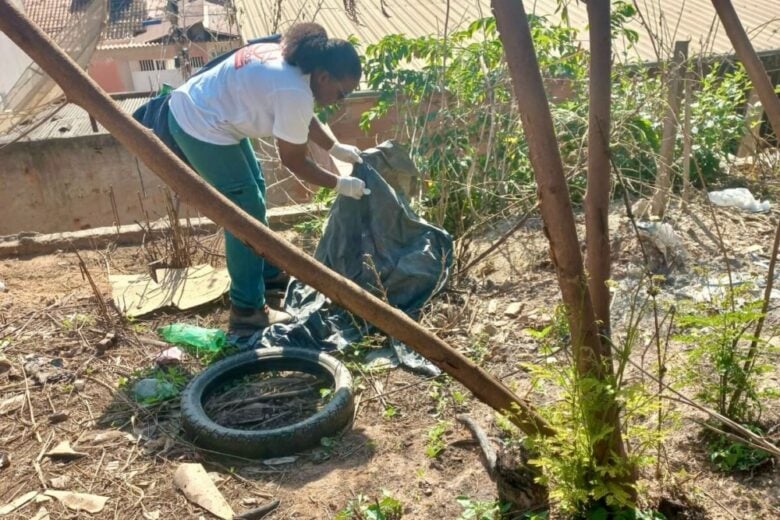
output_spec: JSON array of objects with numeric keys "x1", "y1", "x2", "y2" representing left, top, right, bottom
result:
[
  {"x1": 584, "y1": 0, "x2": 612, "y2": 338},
  {"x1": 490, "y1": 0, "x2": 636, "y2": 501}
]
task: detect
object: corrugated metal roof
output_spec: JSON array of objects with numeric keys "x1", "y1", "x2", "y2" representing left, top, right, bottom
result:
[
  {"x1": 23, "y1": 0, "x2": 92, "y2": 37},
  {"x1": 233, "y1": 0, "x2": 780, "y2": 62},
  {"x1": 0, "y1": 96, "x2": 150, "y2": 144}
]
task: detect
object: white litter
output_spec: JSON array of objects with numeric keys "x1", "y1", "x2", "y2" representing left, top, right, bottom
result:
[{"x1": 708, "y1": 187, "x2": 770, "y2": 213}]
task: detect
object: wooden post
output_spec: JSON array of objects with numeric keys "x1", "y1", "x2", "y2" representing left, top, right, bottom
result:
[
  {"x1": 0, "y1": 0, "x2": 554, "y2": 437},
  {"x1": 736, "y1": 88, "x2": 764, "y2": 158},
  {"x1": 681, "y1": 66, "x2": 693, "y2": 206},
  {"x1": 650, "y1": 40, "x2": 689, "y2": 218}
]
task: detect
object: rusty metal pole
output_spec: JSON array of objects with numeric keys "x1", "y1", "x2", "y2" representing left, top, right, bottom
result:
[{"x1": 0, "y1": 0, "x2": 553, "y2": 436}]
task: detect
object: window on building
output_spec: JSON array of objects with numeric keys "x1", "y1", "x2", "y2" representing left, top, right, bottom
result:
[
  {"x1": 139, "y1": 59, "x2": 169, "y2": 71},
  {"x1": 190, "y1": 56, "x2": 205, "y2": 68}
]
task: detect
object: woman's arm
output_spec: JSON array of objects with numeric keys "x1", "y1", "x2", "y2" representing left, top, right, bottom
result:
[
  {"x1": 308, "y1": 117, "x2": 336, "y2": 150},
  {"x1": 276, "y1": 138, "x2": 369, "y2": 199},
  {"x1": 277, "y1": 138, "x2": 338, "y2": 187}
]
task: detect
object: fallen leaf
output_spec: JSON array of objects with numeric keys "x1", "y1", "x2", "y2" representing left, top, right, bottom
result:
[
  {"x1": 174, "y1": 463, "x2": 234, "y2": 520},
  {"x1": 0, "y1": 490, "x2": 38, "y2": 515},
  {"x1": 45, "y1": 441, "x2": 87, "y2": 460},
  {"x1": 30, "y1": 506, "x2": 50, "y2": 520},
  {"x1": 49, "y1": 475, "x2": 71, "y2": 489},
  {"x1": 83, "y1": 430, "x2": 131, "y2": 445},
  {"x1": 0, "y1": 394, "x2": 25, "y2": 415},
  {"x1": 143, "y1": 510, "x2": 161, "y2": 520},
  {"x1": 44, "y1": 490, "x2": 109, "y2": 514}
]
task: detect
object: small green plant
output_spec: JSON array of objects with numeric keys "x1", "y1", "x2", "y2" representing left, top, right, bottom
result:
[
  {"x1": 455, "y1": 496, "x2": 510, "y2": 520},
  {"x1": 60, "y1": 313, "x2": 94, "y2": 331},
  {"x1": 382, "y1": 405, "x2": 398, "y2": 419},
  {"x1": 424, "y1": 420, "x2": 449, "y2": 458},
  {"x1": 522, "y1": 306, "x2": 662, "y2": 514},
  {"x1": 706, "y1": 429, "x2": 772, "y2": 472},
  {"x1": 674, "y1": 285, "x2": 767, "y2": 422},
  {"x1": 334, "y1": 491, "x2": 403, "y2": 520},
  {"x1": 127, "y1": 366, "x2": 189, "y2": 405}
]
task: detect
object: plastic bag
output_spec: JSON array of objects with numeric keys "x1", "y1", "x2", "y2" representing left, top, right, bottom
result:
[
  {"x1": 708, "y1": 188, "x2": 770, "y2": 213},
  {"x1": 158, "y1": 324, "x2": 226, "y2": 352}
]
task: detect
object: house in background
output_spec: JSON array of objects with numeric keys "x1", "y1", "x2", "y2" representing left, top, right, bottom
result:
[{"x1": 88, "y1": 0, "x2": 242, "y2": 93}]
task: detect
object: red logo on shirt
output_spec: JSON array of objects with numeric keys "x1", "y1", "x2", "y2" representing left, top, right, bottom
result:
[{"x1": 234, "y1": 44, "x2": 280, "y2": 69}]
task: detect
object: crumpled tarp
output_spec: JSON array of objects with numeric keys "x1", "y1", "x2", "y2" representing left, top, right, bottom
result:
[{"x1": 232, "y1": 142, "x2": 452, "y2": 375}]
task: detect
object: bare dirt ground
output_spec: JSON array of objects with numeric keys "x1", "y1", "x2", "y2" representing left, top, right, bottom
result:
[{"x1": 1, "y1": 198, "x2": 779, "y2": 519}]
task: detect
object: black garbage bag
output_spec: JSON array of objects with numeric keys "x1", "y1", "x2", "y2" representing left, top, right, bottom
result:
[{"x1": 233, "y1": 142, "x2": 452, "y2": 375}]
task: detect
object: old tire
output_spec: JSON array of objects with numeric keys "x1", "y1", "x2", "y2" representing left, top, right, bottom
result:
[{"x1": 180, "y1": 347, "x2": 354, "y2": 459}]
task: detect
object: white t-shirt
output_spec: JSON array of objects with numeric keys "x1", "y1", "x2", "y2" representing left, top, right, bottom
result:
[{"x1": 169, "y1": 43, "x2": 314, "y2": 146}]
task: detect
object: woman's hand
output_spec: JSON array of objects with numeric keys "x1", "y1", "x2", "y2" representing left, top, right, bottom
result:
[
  {"x1": 335, "y1": 176, "x2": 370, "y2": 199},
  {"x1": 330, "y1": 142, "x2": 363, "y2": 164}
]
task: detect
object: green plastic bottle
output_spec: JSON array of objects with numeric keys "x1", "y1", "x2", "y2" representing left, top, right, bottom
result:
[{"x1": 158, "y1": 323, "x2": 226, "y2": 352}]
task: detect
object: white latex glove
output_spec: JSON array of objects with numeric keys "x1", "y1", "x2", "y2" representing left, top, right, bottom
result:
[
  {"x1": 335, "y1": 176, "x2": 371, "y2": 199},
  {"x1": 330, "y1": 142, "x2": 363, "y2": 164}
]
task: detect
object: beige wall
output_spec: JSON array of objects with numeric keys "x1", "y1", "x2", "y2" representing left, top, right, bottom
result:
[{"x1": 0, "y1": 94, "x2": 399, "y2": 236}]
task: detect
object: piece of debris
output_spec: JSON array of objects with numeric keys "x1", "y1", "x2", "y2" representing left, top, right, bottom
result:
[
  {"x1": 143, "y1": 511, "x2": 161, "y2": 520},
  {"x1": 49, "y1": 475, "x2": 71, "y2": 489},
  {"x1": 0, "y1": 394, "x2": 25, "y2": 415},
  {"x1": 0, "y1": 490, "x2": 39, "y2": 515},
  {"x1": 73, "y1": 379, "x2": 86, "y2": 392},
  {"x1": 43, "y1": 490, "x2": 109, "y2": 514},
  {"x1": 30, "y1": 506, "x2": 50, "y2": 520},
  {"x1": 636, "y1": 221, "x2": 688, "y2": 272},
  {"x1": 503, "y1": 302, "x2": 524, "y2": 318},
  {"x1": 95, "y1": 332, "x2": 117, "y2": 355},
  {"x1": 173, "y1": 463, "x2": 234, "y2": 520},
  {"x1": 154, "y1": 346, "x2": 184, "y2": 366},
  {"x1": 82, "y1": 430, "x2": 132, "y2": 445},
  {"x1": 111, "y1": 264, "x2": 230, "y2": 317},
  {"x1": 133, "y1": 378, "x2": 177, "y2": 402},
  {"x1": 0, "y1": 451, "x2": 10, "y2": 469},
  {"x1": 0, "y1": 354, "x2": 12, "y2": 374},
  {"x1": 0, "y1": 279, "x2": 5, "y2": 292},
  {"x1": 23, "y1": 355, "x2": 74, "y2": 385},
  {"x1": 708, "y1": 187, "x2": 770, "y2": 213},
  {"x1": 45, "y1": 441, "x2": 87, "y2": 460},
  {"x1": 487, "y1": 299, "x2": 499, "y2": 314},
  {"x1": 48, "y1": 412, "x2": 69, "y2": 424},
  {"x1": 262, "y1": 456, "x2": 298, "y2": 466},
  {"x1": 233, "y1": 498, "x2": 280, "y2": 520}
]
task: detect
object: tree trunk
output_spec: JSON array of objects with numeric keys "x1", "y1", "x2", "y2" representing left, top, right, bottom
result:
[
  {"x1": 584, "y1": 0, "x2": 612, "y2": 339},
  {"x1": 490, "y1": 0, "x2": 636, "y2": 501},
  {"x1": 650, "y1": 41, "x2": 689, "y2": 218},
  {"x1": 0, "y1": 0, "x2": 555, "y2": 438},
  {"x1": 710, "y1": 0, "x2": 780, "y2": 136}
]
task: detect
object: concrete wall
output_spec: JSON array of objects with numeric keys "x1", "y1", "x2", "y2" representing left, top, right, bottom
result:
[{"x1": 0, "y1": 93, "x2": 397, "y2": 236}]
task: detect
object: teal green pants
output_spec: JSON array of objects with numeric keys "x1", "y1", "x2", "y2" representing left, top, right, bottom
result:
[{"x1": 168, "y1": 111, "x2": 279, "y2": 309}]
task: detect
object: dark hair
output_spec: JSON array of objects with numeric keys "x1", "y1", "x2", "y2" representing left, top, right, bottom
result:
[{"x1": 282, "y1": 22, "x2": 362, "y2": 80}]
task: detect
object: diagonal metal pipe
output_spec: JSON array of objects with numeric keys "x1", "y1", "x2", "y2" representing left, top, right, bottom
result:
[{"x1": 0, "y1": 0, "x2": 554, "y2": 437}]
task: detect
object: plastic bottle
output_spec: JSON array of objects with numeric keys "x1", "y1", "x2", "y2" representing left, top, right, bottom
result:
[{"x1": 158, "y1": 323, "x2": 226, "y2": 352}]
